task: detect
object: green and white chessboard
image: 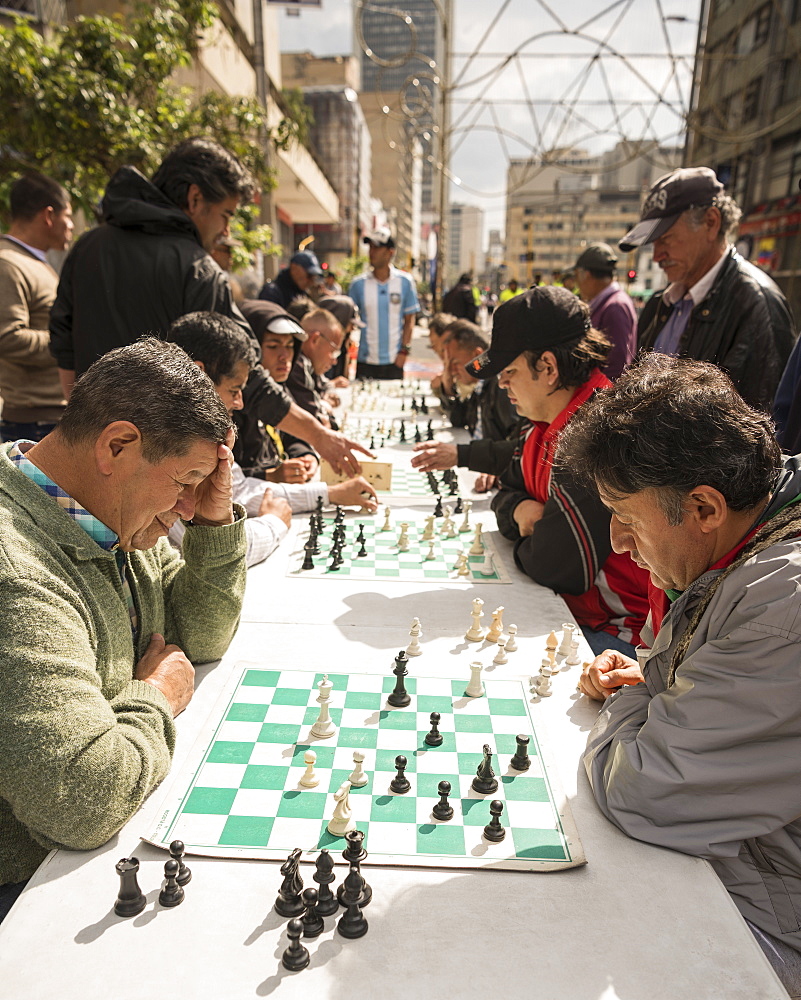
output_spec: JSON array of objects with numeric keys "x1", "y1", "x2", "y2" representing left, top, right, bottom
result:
[
  {"x1": 287, "y1": 511, "x2": 510, "y2": 584},
  {"x1": 375, "y1": 466, "x2": 459, "y2": 499},
  {"x1": 146, "y1": 666, "x2": 585, "y2": 872}
]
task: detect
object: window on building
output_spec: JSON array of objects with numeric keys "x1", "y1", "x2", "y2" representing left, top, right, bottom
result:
[
  {"x1": 754, "y1": 3, "x2": 771, "y2": 46},
  {"x1": 743, "y1": 77, "x2": 763, "y2": 121},
  {"x1": 790, "y1": 150, "x2": 801, "y2": 196},
  {"x1": 780, "y1": 59, "x2": 801, "y2": 105}
]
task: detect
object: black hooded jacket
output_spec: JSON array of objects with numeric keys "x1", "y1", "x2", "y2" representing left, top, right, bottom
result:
[{"x1": 49, "y1": 166, "x2": 247, "y2": 375}]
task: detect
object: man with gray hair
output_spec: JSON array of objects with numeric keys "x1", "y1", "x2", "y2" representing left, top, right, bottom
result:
[
  {"x1": 559, "y1": 353, "x2": 801, "y2": 994},
  {"x1": 0, "y1": 339, "x2": 247, "y2": 919},
  {"x1": 622, "y1": 166, "x2": 796, "y2": 409}
]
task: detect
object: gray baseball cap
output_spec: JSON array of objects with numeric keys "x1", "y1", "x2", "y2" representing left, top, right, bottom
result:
[
  {"x1": 574, "y1": 242, "x2": 618, "y2": 273},
  {"x1": 619, "y1": 167, "x2": 724, "y2": 252}
]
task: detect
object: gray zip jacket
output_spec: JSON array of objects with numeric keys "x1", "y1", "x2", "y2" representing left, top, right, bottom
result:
[{"x1": 583, "y1": 456, "x2": 801, "y2": 948}]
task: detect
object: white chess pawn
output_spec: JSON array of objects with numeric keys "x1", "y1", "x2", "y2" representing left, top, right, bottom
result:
[
  {"x1": 465, "y1": 597, "x2": 485, "y2": 642},
  {"x1": 465, "y1": 661, "x2": 485, "y2": 698},
  {"x1": 299, "y1": 749, "x2": 319, "y2": 787},
  {"x1": 479, "y1": 549, "x2": 495, "y2": 577},
  {"x1": 310, "y1": 675, "x2": 337, "y2": 739},
  {"x1": 469, "y1": 523, "x2": 485, "y2": 556},
  {"x1": 397, "y1": 522, "x2": 410, "y2": 551},
  {"x1": 348, "y1": 751, "x2": 368, "y2": 788},
  {"x1": 505, "y1": 624, "x2": 518, "y2": 652},
  {"x1": 380, "y1": 506, "x2": 392, "y2": 532},
  {"x1": 406, "y1": 617, "x2": 423, "y2": 656},
  {"x1": 492, "y1": 638, "x2": 508, "y2": 665},
  {"x1": 459, "y1": 500, "x2": 473, "y2": 533},
  {"x1": 424, "y1": 541, "x2": 436, "y2": 561},
  {"x1": 486, "y1": 606, "x2": 505, "y2": 643},
  {"x1": 535, "y1": 671, "x2": 553, "y2": 697},
  {"x1": 421, "y1": 515, "x2": 436, "y2": 541},
  {"x1": 327, "y1": 781, "x2": 356, "y2": 836},
  {"x1": 559, "y1": 623, "x2": 576, "y2": 657},
  {"x1": 565, "y1": 638, "x2": 581, "y2": 667}
]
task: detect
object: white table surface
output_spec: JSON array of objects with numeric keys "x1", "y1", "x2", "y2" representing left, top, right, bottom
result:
[{"x1": 0, "y1": 437, "x2": 788, "y2": 1000}]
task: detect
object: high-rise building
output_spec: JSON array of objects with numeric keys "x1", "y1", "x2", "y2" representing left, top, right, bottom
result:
[
  {"x1": 356, "y1": 0, "x2": 443, "y2": 270},
  {"x1": 686, "y1": 0, "x2": 801, "y2": 318},
  {"x1": 447, "y1": 203, "x2": 484, "y2": 284}
]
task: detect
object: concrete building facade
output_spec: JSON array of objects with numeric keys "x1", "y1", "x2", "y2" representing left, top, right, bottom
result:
[{"x1": 447, "y1": 202, "x2": 484, "y2": 284}]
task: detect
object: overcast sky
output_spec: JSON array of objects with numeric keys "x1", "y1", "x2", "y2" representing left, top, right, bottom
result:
[{"x1": 277, "y1": 0, "x2": 700, "y2": 240}]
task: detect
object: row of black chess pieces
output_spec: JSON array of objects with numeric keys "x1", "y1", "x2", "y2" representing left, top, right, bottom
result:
[
  {"x1": 302, "y1": 506, "x2": 364, "y2": 570},
  {"x1": 368, "y1": 418, "x2": 434, "y2": 450},
  {"x1": 428, "y1": 468, "x2": 459, "y2": 498},
  {"x1": 276, "y1": 831, "x2": 371, "y2": 971},
  {"x1": 114, "y1": 840, "x2": 191, "y2": 917}
]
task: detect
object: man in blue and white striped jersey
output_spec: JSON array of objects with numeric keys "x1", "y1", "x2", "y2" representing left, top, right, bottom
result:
[{"x1": 349, "y1": 227, "x2": 420, "y2": 381}]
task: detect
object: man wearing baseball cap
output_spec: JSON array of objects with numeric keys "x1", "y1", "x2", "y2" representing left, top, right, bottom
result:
[
  {"x1": 258, "y1": 250, "x2": 323, "y2": 309},
  {"x1": 477, "y1": 286, "x2": 650, "y2": 657},
  {"x1": 573, "y1": 242, "x2": 636, "y2": 379},
  {"x1": 348, "y1": 227, "x2": 420, "y2": 380},
  {"x1": 624, "y1": 166, "x2": 795, "y2": 410}
]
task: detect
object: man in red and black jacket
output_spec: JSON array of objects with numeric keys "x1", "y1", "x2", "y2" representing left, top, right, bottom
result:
[{"x1": 472, "y1": 286, "x2": 650, "y2": 657}]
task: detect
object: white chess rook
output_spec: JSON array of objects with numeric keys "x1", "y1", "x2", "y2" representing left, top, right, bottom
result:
[
  {"x1": 466, "y1": 661, "x2": 485, "y2": 698},
  {"x1": 559, "y1": 623, "x2": 576, "y2": 657}
]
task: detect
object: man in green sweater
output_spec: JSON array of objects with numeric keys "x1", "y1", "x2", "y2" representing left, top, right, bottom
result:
[{"x1": 0, "y1": 339, "x2": 247, "y2": 920}]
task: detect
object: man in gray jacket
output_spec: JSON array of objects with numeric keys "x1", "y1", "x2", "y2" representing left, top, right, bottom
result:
[{"x1": 557, "y1": 353, "x2": 801, "y2": 995}]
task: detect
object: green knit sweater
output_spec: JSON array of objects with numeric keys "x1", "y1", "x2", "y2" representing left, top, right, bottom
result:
[{"x1": 0, "y1": 444, "x2": 247, "y2": 884}]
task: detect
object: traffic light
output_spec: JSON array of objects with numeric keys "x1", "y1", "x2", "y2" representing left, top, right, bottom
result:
[{"x1": 627, "y1": 269, "x2": 637, "y2": 284}]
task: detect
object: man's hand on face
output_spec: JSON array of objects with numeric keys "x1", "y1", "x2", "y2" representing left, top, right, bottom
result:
[
  {"x1": 513, "y1": 498, "x2": 545, "y2": 537},
  {"x1": 410, "y1": 441, "x2": 457, "y2": 472},
  {"x1": 136, "y1": 633, "x2": 195, "y2": 717},
  {"x1": 578, "y1": 650, "x2": 644, "y2": 702},
  {"x1": 257, "y1": 487, "x2": 292, "y2": 528},
  {"x1": 190, "y1": 428, "x2": 236, "y2": 526}
]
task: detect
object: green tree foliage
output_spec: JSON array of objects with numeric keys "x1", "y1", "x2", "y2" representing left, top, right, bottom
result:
[
  {"x1": 336, "y1": 254, "x2": 369, "y2": 292},
  {"x1": 0, "y1": 1, "x2": 303, "y2": 223}
]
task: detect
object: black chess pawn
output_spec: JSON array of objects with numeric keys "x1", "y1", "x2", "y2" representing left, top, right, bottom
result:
[
  {"x1": 336, "y1": 866, "x2": 369, "y2": 939},
  {"x1": 414, "y1": 424, "x2": 422, "y2": 444},
  {"x1": 274, "y1": 847, "x2": 304, "y2": 917},
  {"x1": 510, "y1": 734, "x2": 531, "y2": 771},
  {"x1": 390, "y1": 754, "x2": 411, "y2": 793},
  {"x1": 357, "y1": 539, "x2": 368, "y2": 558},
  {"x1": 169, "y1": 839, "x2": 192, "y2": 886},
  {"x1": 312, "y1": 849, "x2": 339, "y2": 917},
  {"x1": 114, "y1": 856, "x2": 146, "y2": 918},
  {"x1": 411, "y1": 398, "x2": 419, "y2": 414},
  {"x1": 158, "y1": 858, "x2": 185, "y2": 907},
  {"x1": 472, "y1": 744, "x2": 499, "y2": 794},
  {"x1": 483, "y1": 800, "x2": 506, "y2": 842},
  {"x1": 301, "y1": 887, "x2": 324, "y2": 938},
  {"x1": 399, "y1": 420, "x2": 407, "y2": 442},
  {"x1": 338, "y1": 831, "x2": 372, "y2": 908},
  {"x1": 281, "y1": 918, "x2": 311, "y2": 971},
  {"x1": 327, "y1": 554, "x2": 341, "y2": 572},
  {"x1": 426, "y1": 420, "x2": 433, "y2": 440},
  {"x1": 369, "y1": 435, "x2": 375, "y2": 450},
  {"x1": 387, "y1": 651, "x2": 411, "y2": 707},
  {"x1": 301, "y1": 540, "x2": 315, "y2": 571},
  {"x1": 432, "y1": 780, "x2": 454, "y2": 821},
  {"x1": 424, "y1": 711, "x2": 443, "y2": 747}
]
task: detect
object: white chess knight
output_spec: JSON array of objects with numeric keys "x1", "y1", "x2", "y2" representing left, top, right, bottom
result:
[
  {"x1": 440, "y1": 506, "x2": 456, "y2": 538},
  {"x1": 299, "y1": 749, "x2": 319, "y2": 787},
  {"x1": 469, "y1": 523, "x2": 485, "y2": 556},
  {"x1": 421, "y1": 515, "x2": 436, "y2": 541},
  {"x1": 327, "y1": 780, "x2": 356, "y2": 836},
  {"x1": 348, "y1": 751, "x2": 368, "y2": 788},
  {"x1": 459, "y1": 499, "x2": 473, "y2": 533},
  {"x1": 486, "y1": 606, "x2": 505, "y2": 643},
  {"x1": 310, "y1": 675, "x2": 337, "y2": 739},
  {"x1": 505, "y1": 624, "x2": 518, "y2": 652},
  {"x1": 466, "y1": 661, "x2": 485, "y2": 698},
  {"x1": 406, "y1": 617, "x2": 423, "y2": 656},
  {"x1": 455, "y1": 551, "x2": 470, "y2": 577},
  {"x1": 465, "y1": 596, "x2": 485, "y2": 641}
]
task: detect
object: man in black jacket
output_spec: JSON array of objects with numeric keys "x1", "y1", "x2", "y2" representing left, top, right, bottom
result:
[
  {"x1": 49, "y1": 139, "x2": 369, "y2": 476},
  {"x1": 622, "y1": 166, "x2": 796, "y2": 411},
  {"x1": 258, "y1": 251, "x2": 323, "y2": 309}
]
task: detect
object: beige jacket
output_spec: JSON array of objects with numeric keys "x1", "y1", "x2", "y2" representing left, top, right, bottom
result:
[{"x1": 0, "y1": 236, "x2": 65, "y2": 420}]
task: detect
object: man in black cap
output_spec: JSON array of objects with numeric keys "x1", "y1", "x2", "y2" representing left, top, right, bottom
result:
[
  {"x1": 573, "y1": 242, "x2": 636, "y2": 380},
  {"x1": 349, "y1": 227, "x2": 420, "y2": 380},
  {"x1": 474, "y1": 287, "x2": 650, "y2": 657},
  {"x1": 258, "y1": 250, "x2": 323, "y2": 309},
  {"x1": 622, "y1": 166, "x2": 796, "y2": 410}
]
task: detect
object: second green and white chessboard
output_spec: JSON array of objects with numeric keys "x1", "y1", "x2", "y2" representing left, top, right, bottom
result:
[
  {"x1": 146, "y1": 666, "x2": 585, "y2": 872},
  {"x1": 287, "y1": 511, "x2": 511, "y2": 584}
]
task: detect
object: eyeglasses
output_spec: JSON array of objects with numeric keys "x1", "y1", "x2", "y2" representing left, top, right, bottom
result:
[{"x1": 318, "y1": 330, "x2": 343, "y2": 359}]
